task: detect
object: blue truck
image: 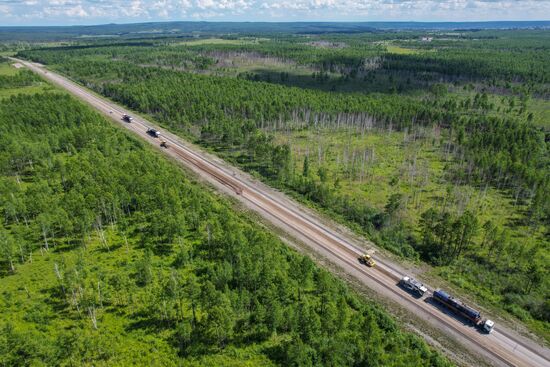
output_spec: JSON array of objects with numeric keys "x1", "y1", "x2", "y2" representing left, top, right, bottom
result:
[{"x1": 433, "y1": 289, "x2": 494, "y2": 333}]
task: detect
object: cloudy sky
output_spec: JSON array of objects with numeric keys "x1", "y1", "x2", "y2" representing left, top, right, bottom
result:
[{"x1": 0, "y1": 0, "x2": 549, "y2": 26}]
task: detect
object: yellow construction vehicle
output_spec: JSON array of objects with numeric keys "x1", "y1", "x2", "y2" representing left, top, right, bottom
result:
[{"x1": 359, "y1": 254, "x2": 375, "y2": 267}]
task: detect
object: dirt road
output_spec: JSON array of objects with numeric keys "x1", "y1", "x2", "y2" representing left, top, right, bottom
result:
[{"x1": 16, "y1": 58, "x2": 550, "y2": 367}]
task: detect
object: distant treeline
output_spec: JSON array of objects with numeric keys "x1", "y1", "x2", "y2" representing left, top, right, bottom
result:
[{"x1": 2, "y1": 21, "x2": 550, "y2": 41}]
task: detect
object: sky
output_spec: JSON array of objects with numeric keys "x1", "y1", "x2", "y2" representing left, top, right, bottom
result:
[{"x1": 0, "y1": 0, "x2": 549, "y2": 26}]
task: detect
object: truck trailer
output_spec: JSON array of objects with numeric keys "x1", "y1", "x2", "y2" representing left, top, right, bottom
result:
[
  {"x1": 400, "y1": 276, "x2": 428, "y2": 296},
  {"x1": 433, "y1": 289, "x2": 494, "y2": 333}
]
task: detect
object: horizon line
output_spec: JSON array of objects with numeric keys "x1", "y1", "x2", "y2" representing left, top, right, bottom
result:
[{"x1": 1, "y1": 19, "x2": 550, "y2": 28}]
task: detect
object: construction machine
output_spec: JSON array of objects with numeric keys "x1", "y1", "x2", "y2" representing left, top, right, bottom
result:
[{"x1": 359, "y1": 254, "x2": 375, "y2": 267}]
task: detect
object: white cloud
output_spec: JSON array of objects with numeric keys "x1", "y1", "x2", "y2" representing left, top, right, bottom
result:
[
  {"x1": 196, "y1": 0, "x2": 251, "y2": 10},
  {"x1": 0, "y1": 4, "x2": 11, "y2": 15},
  {"x1": 65, "y1": 4, "x2": 88, "y2": 16},
  {"x1": 1, "y1": 0, "x2": 549, "y2": 25}
]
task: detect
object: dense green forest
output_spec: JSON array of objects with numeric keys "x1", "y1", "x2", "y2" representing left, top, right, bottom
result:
[
  {"x1": 0, "y1": 65, "x2": 454, "y2": 365},
  {"x1": 16, "y1": 30, "x2": 550, "y2": 340},
  {"x1": 0, "y1": 68, "x2": 39, "y2": 88},
  {"x1": 19, "y1": 30, "x2": 550, "y2": 96},
  {"x1": 0, "y1": 57, "x2": 46, "y2": 97}
]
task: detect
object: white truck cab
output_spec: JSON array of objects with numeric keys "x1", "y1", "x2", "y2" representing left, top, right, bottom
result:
[{"x1": 483, "y1": 319, "x2": 495, "y2": 333}]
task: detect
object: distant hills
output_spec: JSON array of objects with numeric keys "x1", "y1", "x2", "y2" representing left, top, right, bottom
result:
[{"x1": 1, "y1": 21, "x2": 549, "y2": 41}]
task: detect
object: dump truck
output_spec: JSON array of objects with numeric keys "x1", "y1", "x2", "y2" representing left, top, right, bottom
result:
[
  {"x1": 147, "y1": 128, "x2": 160, "y2": 138},
  {"x1": 122, "y1": 114, "x2": 133, "y2": 122},
  {"x1": 433, "y1": 289, "x2": 494, "y2": 333},
  {"x1": 358, "y1": 254, "x2": 375, "y2": 267},
  {"x1": 400, "y1": 276, "x2": 428, "y2": 296}
]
